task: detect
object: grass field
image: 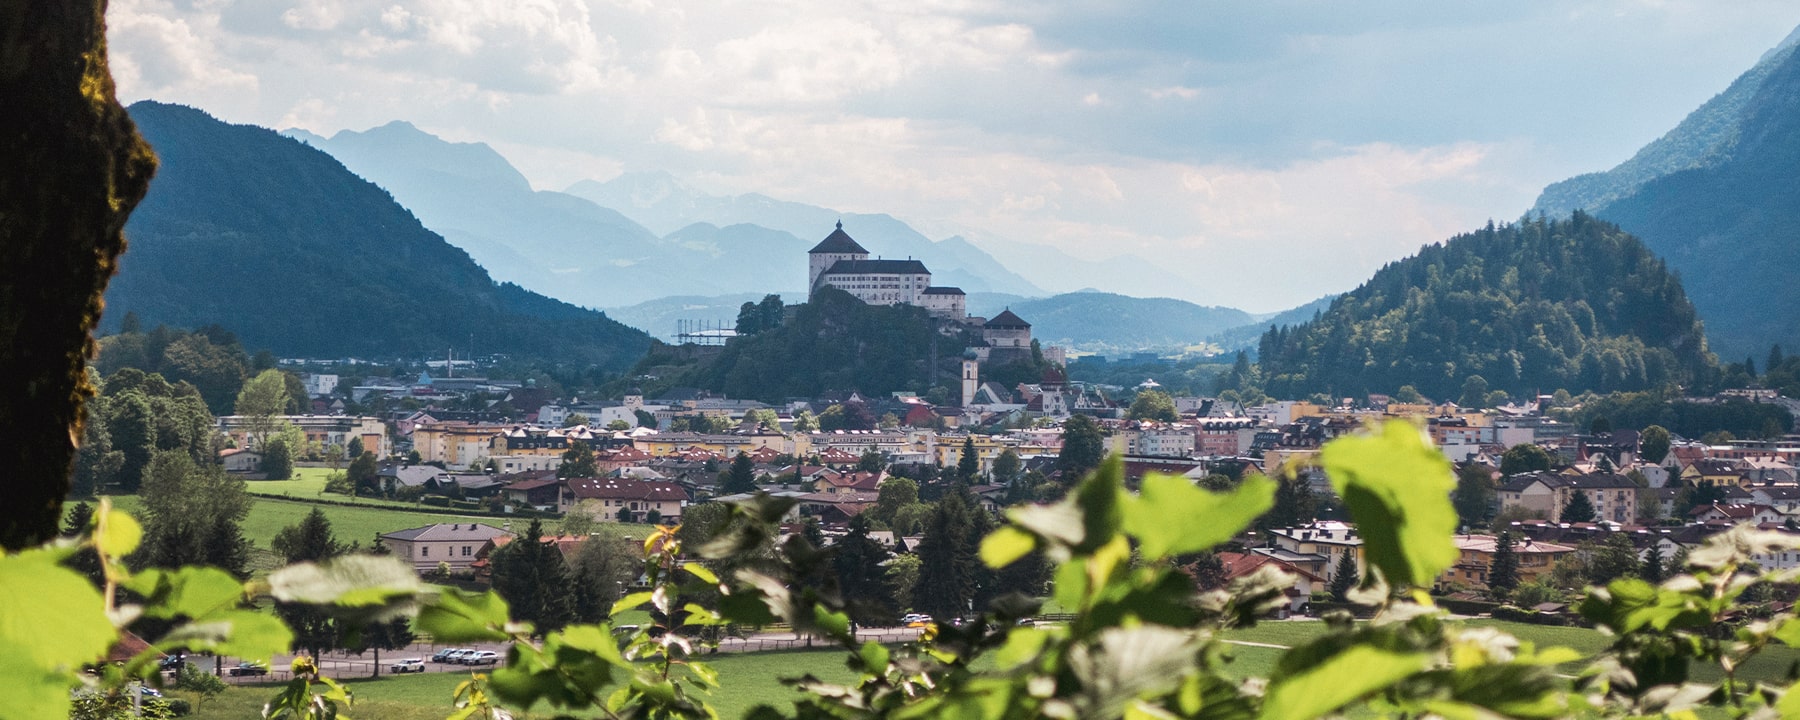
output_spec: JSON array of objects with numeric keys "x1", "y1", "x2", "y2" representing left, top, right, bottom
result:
[
  {"x1": 182, "y1": 648, "x2": 862, "y2": 720},
  {"x1": 105, "y1": 494, "x2": 499, "y2": 549},
  {"x1": 168, "y1": 617, "x2": 1800, "y2": 719},
  {"x1": 240, "y1": 467, "x2": 417, "y2": 508}
]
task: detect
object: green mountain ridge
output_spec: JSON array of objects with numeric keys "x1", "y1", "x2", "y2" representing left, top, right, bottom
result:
[
  {"x1": 1256, "y1": 215, "x2": 1715, "y2": 401},
  {"x1": 105, "y1": 101, "x2": 651, "y2": 369}
]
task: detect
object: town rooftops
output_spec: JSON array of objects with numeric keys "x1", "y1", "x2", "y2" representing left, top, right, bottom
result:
[
  {"x1": 823, "y1": 259, "x2": 931, "y2": 276},
  {"x1": 568, "y1": 477, "x2": 689, "y2": 502},
  {"x1": 1451, "y1": 534, "x2": 1573, "y2": 554},
  {"x1": 987, "y1": 309, "x2": 1031, "y2": 329},
  {"x1": 809, "y1": 222, "x2": 869, "y2": 255},
  {"x1": 921, "y1": 286, "x2": 966, "y2": 295},
  {"x1": 380, "y1": 522, "x2": 510, "y2": 543}
]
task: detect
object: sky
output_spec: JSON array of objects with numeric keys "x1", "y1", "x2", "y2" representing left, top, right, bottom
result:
[{"x1": 107, "y1": 0, "x2": 1800, "y2": 312}]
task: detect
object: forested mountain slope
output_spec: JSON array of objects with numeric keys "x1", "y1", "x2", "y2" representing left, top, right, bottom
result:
[
  {"x1": 106, "y1": 102, "x2": 651, "y2": 369},
  {"x1": 1257, "y1": 215, "x2": 1713, "y2": 400}
]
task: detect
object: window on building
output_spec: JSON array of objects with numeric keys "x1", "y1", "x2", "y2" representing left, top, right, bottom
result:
[
  {"x1": 422, "y1": 547, "x2": 429, "y2": 557},
  {"x1": 463, "y1": 546, "x2": 472, "y2": 557}
]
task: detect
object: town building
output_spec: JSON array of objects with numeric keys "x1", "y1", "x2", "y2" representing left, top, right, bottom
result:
[
  {"x1": 380, "y1": 522, "x2": 511, "y2": 573},
  {"x1": 216, "y1": 414, "x2": 389, "y2": 457},
  {"x1": 1438, "y1": 534, "x2": 1573, "y2": 591}
]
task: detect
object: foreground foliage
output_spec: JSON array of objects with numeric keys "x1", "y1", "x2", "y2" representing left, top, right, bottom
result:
[{"x1": 16, "y1": 421, "x2": 1800, "y2": 719}]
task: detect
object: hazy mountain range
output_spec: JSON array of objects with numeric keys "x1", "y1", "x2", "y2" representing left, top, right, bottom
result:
[{"x1": 1533, "y1": 25, "x2": 1800, "y2": 360}]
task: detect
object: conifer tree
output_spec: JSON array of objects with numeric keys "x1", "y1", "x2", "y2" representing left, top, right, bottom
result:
[
  {"x1": 1642, "y1": 540, "x2": 1666, "y2": 584},
  {"x1": 912, "y1": 492, "x2": 976, "y2": 620},
  {"x1": 489, "y1": 518, "x2": 575, "y2": 633},
  {"x1": 271, "y1": 508, "x2": 349, "y2": 660},
  {"x1": 1560, "y1": 489, "x2": 1597, "y2": 524},
  {"x1": 1329, "y1": 550, "x2": 1358, "y2": 601},
  {"x1": 723, "y1": 452, "x2": 758, "y2": 495},
  {"x1": 1488, "y1": 531, "x2": 1520, "y2": 597},
  {"x1": 833, "y1": 515, "x2": 896, "y2": 625},
  {"x1": 958, "y1": 436, "x2": 980, "y2": 482}
]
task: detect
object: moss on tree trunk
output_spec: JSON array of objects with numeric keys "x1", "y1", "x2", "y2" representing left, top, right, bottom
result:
[{"x1": 0, "y1": 0, "x2": 157, "y2": 549}]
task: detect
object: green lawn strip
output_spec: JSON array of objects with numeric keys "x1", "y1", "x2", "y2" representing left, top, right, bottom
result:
[{"x1": 242, "y1": 468, "x2": 420, "y2": 508}]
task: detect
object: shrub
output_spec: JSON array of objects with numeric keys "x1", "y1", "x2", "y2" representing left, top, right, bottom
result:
[{"x1": 420, "y1": 494, "x2": 450, "y2": 507}]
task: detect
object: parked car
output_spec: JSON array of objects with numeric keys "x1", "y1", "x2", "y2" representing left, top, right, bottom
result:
[
  {"x1": 157, "y1": 655, "x2": 187, "y2": 672},
  {"x1": 440, "y1": 649, "x2": 473, "y2": 664},
  {"x1": 900, "y1": 613, "x2": 930, "y2": 625},
  {"x1": 431, "y1": 648, "x2": 464, "y2": 663},
  {"x1": 228, "y1": 661, "x2": 269, "y2": 676},
  {"x1": 389, "y1": 658, "x2": 426, "y2": 673},
  {"x1": 462, "y1": 650, "x2": 500, "y2": 666}
]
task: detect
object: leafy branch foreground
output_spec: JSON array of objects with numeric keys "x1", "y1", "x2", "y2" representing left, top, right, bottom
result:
[{"x1": 14, "y1": 421, "x2": 1800, "y2": 720}]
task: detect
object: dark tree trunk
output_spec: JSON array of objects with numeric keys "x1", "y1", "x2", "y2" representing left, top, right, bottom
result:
[{"x1": 0, "y1": 0, "x2": 157, "y2": 549}]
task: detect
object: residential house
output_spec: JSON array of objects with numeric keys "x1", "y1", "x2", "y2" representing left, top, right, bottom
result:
[
  {"x1": 1497, "y1": 471, "x2": 1639, "y2": 524},
  {"x1": 1216, "y1": 552, "x2": 1325, "y2": 613},
  {"x1": 219, "y1": 448, "x2": 262, "y2": 475},
  {"x1": 1688, "y1": 503, "x2": 1784, "y2": 525},
  {"x1": 217, "y1": 414, "x2": 389, "y2": 457},
  {"x1": 569, "y1": 478, "x2": 689, "y2": 523},
  {"x1": 1266, "y1": 521, "x2": 1363, "y2": 583},
  {"x1": 1438, "y1": 534, "x2": 1574, "y2": 591},
  {"x1": 381, "y1": 523, "x2": 511, "y2": 573},
  {"x1": 503, "y1": 475, "x2": 570, "y2": 513}
]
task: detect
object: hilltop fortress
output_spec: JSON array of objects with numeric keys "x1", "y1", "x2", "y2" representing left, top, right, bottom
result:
[{"x1": 806, "y1": 222, "x2": 1037, "y2": 361}]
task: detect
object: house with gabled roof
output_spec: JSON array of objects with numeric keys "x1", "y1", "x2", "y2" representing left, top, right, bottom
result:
[
  {"x1": 380, "y1": 522, "x2": 511, "y2": 572},
  {"x1": 569, "y1": 478, "x2": 689, "y2": 523}
]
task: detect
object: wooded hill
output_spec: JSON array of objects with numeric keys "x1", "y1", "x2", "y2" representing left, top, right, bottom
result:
[
  {"x1": 105, "y1": 102, "x2": 651, "y2": 370},
  {"x1": 1256, "y1": 214, "x2": 1715, "y2": 401}
]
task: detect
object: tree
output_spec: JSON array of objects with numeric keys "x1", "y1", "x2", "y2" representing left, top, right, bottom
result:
[
  {"x1": 1056, "y1": 415, "x2": 1106, "y2": 481},
  {"x1": 1642, "y1": 541, "x2": 1666, "y2": 584},
  {"x1": 834, "y1": 515, "x2": 897, "y2": 625},
  {"x1": 913, "y1": 492, "x2": 977, "y2": 619},
  {"x1": 1640, "y1": 425, "x2": 1672, "y2": 464},
  {"x1": 1488, "y1": 531, "x2": 1520, "y2": 597},
  {"x1": 1459, "y1": 375, "x2": 1490, "y2": 408},
  {"x1": 108, "y1": 390, "x2": 158, "y2": 492},
  {"x1": 1560, "y1": 489, "x2": 1597, "y2": 524},
  {"x1": 1180, "y1": 551, "x2": 1228, "y2": 591},
  {"x1": 262, "y1": 435, "x2": 294, "y2": 480},
  {"x1": 1259, "y1": 475, "x2": 1316, "y2": 531},
  {"x1": 723, "y1": 452, "x2": 758, "y2": 495},
  {"x1": 568, "y1": 527, "x2": 640, "y2": 624},
  {"x1": 793, "y1": 410, "x2": 819, "y2": 433},
  {"x1": 1329, "y1": 550, "x2": 1358, "y2": 601},
  {"x1": 235, "y1": 368, "x2": 290, "y2": 447},
  {"x1": 991, "y1": 449, "x2": 1023, "y2": 488},
  {"x1": 271, "y1": 508, "x2": 349, "y2": 660},
  {"x1": 1499, "y1": 443, "x2": 1552, "y2": 477},
  {"x1": 885, "y1": 553, "x2": 921, "y2": 612},
  {"x1": 558, "y1": 439, "x2": 597, "y2": 479},
  {"x1": 490, "y1": 518, "x2": 575, "y2": 633},
  {"x1": 635, "y1": 409, "x2": 658, "y2": 429},
  {"x1": 871, "y1": 477, "x2": 919, "y2": 527},
  {"x1": 1588, "y1": 533, "x2": 1641, "y2": 585},
  {"x1": 137, "y1": 451, "x2": 253, "y2": 577},
  {"x1": 858, "y1": 447, "x2": 886, "y2": 473},
  {"x1": 1452, "y1": 465, "x2": 1496, "y2": 527},
  {"x1": 1590, "y1": 416, "x2": 1613, "y2": 434},
  {"x1": 346, "y1": 451, "x2": 380, "y2": 495},
  {"x1": 957, "y1": 436, "x2": 981, "y2": 482},
  {"x1": 346, "y1": 437, "x2": 364, "y2": 460},
  {"x1": 1394, "y1": 385, "x2": 1425, "y2": 404},
  {"x1": 1129, "y1": 390, "x2": 1179, "y2": 422},
  {"x1": 563, "y1": 413, "x2": 591, "y2": 429},
  {"x1": 70, "y1": 402, "x2": 122, "y2": 497}
]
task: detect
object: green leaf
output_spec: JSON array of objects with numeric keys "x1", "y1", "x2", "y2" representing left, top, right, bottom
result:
[
  {"x1": 857, "y1": 641, "x2": 890, "y2": 673},
  {"x1": 682, "y1": 562, "x2": 719, "y2": 585},
  {"x1": 1260, "y1": 644, "x2": 1429, "y2": 720},
  {"x1": 96, "y1": 508, "x2": 142, "y2": 558},
  {"x1": 979, "y1": 526, "x2": 1037, "y2": 569},
  {"x1": 129, "y1": 566, "x2": 244, "y2": 620},
  {"x1": 1124, "y1": 473, "x2": 1275, "y2": 560},
  {"x1": 1005, "y1": 455, "x2": 1126, "y2": 559},
  {"x1": 159, "y1": 609, "x2": 294, "y2": 660},
  {"x1": 612, "y1": 590, "x2": 654, "y2": 617},
  {"x1": 266, "y1": 554, "x2": 423, "y2": 609},
  {"x1": 1319, "y1": 421, "x2": 1459, "y2": 587},
  {"x1": 0, "y1": 653, "x2": 75, "y2": 720},
  {"x1": 0, "y1": 550, "x2": 114, "y2": 670},
  {"x1": 813, "y1": 605, "x2": 851, "y2": 640},
  {"x1": 417, "y1": 589, "x2": 511, "y2": 643}
]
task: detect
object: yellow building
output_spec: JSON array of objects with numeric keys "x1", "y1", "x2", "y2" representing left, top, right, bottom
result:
[
  {"x1": 1438, "y1": 534, "x2": 1573, "y2": 590},
  {"x1": 411, "y1": 422, "x2": 508, "y2": 467}
]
